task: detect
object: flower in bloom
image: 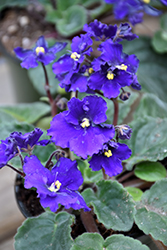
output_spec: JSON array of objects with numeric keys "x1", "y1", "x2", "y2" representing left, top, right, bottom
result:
[
  {"x1": 104, "y1": 0, "x2": 161, "y2": 25},
  {"x1": 47, "y1": 95, "x2": 115, "y2": 159},
  {"x1": 83, "y1": 19, "x2": 117, "y2": 40},
  {"x1": 89, "y1": 140, "x2": 132, "y2": 177},
  {"x1": 14, "y1": 36, "x2": 67, "y2": 69},
  {"x1": 115, "y1": 125, "x2": 132, "y2": 140},
  {"x1": 0, "y1": 138, "x2": 18, "y2": 168},
  {"x1": 0, "y1": 128, "x2": 49, "y2": 168},
  {"x1": 88, "y1": 40, "x2": 139, "y2": 98},
  {"x1": 83, "y1": 20, "x2": 138, "y2": 42},
  {"x1": 52, "y1": 34, "x2": 93, "y2": 93},
  {"x1": 23, "y1": 155, "x2": 90, "y2": 212}
]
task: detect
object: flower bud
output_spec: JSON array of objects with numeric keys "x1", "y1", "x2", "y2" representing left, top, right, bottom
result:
[
  {"x1": 56, "y1": 97, "x2": 68, "y2": 110},
  {"x1": 115, "y1": 125, "x2": 132, "y2": 140},
  {"x1": 119, "y1": 91, "x2": 131, "y2": 101}
]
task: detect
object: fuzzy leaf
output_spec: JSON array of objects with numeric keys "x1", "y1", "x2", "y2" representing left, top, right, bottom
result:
[
  {"x1": 135, "y1": 179, "x2": 167, "y2": 246},
  {"x1": 0, "y1": 102, "x2": 50, "y2": 124},
  {"x1": 134, "y1": 161, "x2": 166, "y2": 182},
  {"x1": 14, "y1": 211, "x2": 74, "y2": 250},
  {"x1": 125, "y1": 187, "x2": 143, "y2": 201},
  {"x1": 71, "y1": 233, "x2": 104, "y2": 250},
  {"x1": 82, "y1": 180, "x2": 135, "y2": 231},
  {"x1": 56, "y1": 5, "x2": 87, "y2": 37},
  {"x1": 125, "y1": 116, "x2": 167, "y2": 170},
  {"x1": 134, "y1": 93, "x2": 167, "y2": 119},
  {"x1": 104, "y1": 234, "x2": 150, "y2": 250},
  {"x1": 71, "y1": 233, "x2": 149, "y2": 250},
  {"x1": 123, "y1": 37, "x2": 167, "y2": 102},
  {"x1": 57, "y1": 0, "x2": 79, "y2": 11},
  {"x1": 77, "y1": 159, "x2": 103, "y2": 183},
  {"x1": 152, "y1": 30, "x2": 167, "y2": 53}
]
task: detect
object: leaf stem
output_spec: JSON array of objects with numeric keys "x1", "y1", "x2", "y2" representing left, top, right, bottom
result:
[
  {"x1": 41, "y1": 63, "x2": 57, "y2": 117},
  {"x1": 80, "y1": 210, "x2": 100, "y2": 233},
  {"x1": 112, "y1": 98, "x2": 119, "y2": 126},
  {"x1": 6, "y1": 164, "x2": 25, "y2": 177}
]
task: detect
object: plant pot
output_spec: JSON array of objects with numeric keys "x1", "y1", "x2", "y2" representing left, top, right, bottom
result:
[{"x1": 14, "y1": 174, "x2": 44, "y2": 218}]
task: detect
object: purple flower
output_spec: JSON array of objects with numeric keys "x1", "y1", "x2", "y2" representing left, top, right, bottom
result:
[
  {"x1": 115, "y1": 125, "x2": 132, "y2": 140},
  {"x1": 0, "y1": 138, "x2": 18, "y2": 168},
  {"x1": 23, "y1": 155, "x2": 90, "y2": 212},
  {"x1": 47, "y1": 96, "x2": 115, "y2": 159},
  {"x1": 88, "y1": 40, "x2": 139, "y2": 98},
  {"x1": 10, "y1": 128, "x2": 50, "y2": 152},
  {"x1": 0, "y1": 128, "x2": 49, "y2": 168},
  {"x1": 14, "y1": 36, "x2": 67, "y2": 69},
  {"x1": 83, "y1": 19, "x2": 117, "y2": 40},
  {"x1": 52, "y1": 34, "x2": 93, "y2": 92},
  {"x1": 89, "y1": 141, "x2": 132, "y2": 177},
  {"x1": 104, "y1": 0, "x2": 161, "y2": 25},
  {"x1": 83, "y1": 20, "x2": 138, "y2": 42},
  {"x1": 115, "y1": 23, "x2": 138, "y2": 42}
]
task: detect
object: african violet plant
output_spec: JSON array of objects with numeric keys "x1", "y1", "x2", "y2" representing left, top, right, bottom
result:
[{"x1": 1, "y1": 0, "x2": 167, "y2": 249}]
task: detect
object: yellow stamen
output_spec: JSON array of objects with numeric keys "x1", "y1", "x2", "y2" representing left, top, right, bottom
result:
[
  {"x1": 70, "y1": 52, "x2": 81, "y2": 61},
  {"x1": 104, "y1": 150, "x2": 112, "y2": 158},
  {"x1": 88, "y1": 68, "x2": 94, "y2": 74},
  {"x1": 120, "y1": 64, "x2": 127, "y2": 71},
  {"x1": 116, "y1": 64, "x2": 127, "y2": 71},
  {"x1": 48, "y1": 180, "x2": 62, "y2": 192},
  {"x1": 107, "y1": 71, "x2": 114, "y2": 80},
  {"x1": 142, "y1": 0, "x2": 150, "y2": 3},
  {"x1": 81, "y1": 118, "x2": 90, "y2": 128},
  {"x1": 35, "y1": 46, "x2": 45, "y2": 55}
]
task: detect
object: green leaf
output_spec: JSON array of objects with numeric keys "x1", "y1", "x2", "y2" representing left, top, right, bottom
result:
[
  {"x1": 135, "y1": 179, "x2": 167, "y2": 246},
  {"x1": 134, "y1": 93, "x2": 167, "y2": 119},
  {"x1": 82, "y1": 180, "x2": 135, "y2": 231},
  {"x1": 152, "y1": 30, "x2": 167, "y2": 53},
  {"x1": 45, "y1": 9, "x2": 62, "y2": 23},
  {"x1": 71, "y1": 233, "x2": 104, "y2": 250},
  {"x1": 122, "y1": 37, "x2": 167, "y2": 102},
  {"x1": 71, "y1": 233, "x2": 149, "y2": 250},
  {"x1": 77, "y1": 159, "x2": 103, "y2": 183},
  {"x1": 0, "y1": 102, "x2": 50, "y2": 124},
  {"x1": 160, "y1": 13, "x2": 167, "y2": 31},
  {"x1": 14, "y1": 211, "x2": 74, "y2": 250},
  {"x1": 125, "y1": 187, "x2": 143, "y2": 201},
  {"x1": 56, "y1": 5, "x2": 87, "y2": 37},
  {"x1": 28, "y1": 63, "x2": 59, "y2": 96},
  {"x1": 36, "y1": 116, "x2": 52, "y2": 130},
  {"x1": 106, "y1": 91, "x2": 139, "y2": 125},
  {"x1": 57, "y1": 0, "x2": 79, "y2": 11},
  {"x1": 104, "y1": 234, "x2": 150, "y2": 250},
  {"x1": 0, "y1": 110, "x2": 17, "y2": 123},
  {"x1": 134, "y1": 161, "x2": 166, "y2": 182},
  {"x1": 0, "y1": 121, "x2": 34, "y2": 140},
  {"x1": 125, "y1": 116, "x2": 167, "y2": 170}
]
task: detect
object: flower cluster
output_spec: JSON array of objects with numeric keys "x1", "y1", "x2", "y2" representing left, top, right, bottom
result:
[
  {"x1": 104, "y1": 0, "x2": 165, "y2": 25},
  {"x1": 0, "y1": 128, "x2": 49, "y2": 168},
  {"x1": 52, "y1": 21, "x2": 140, "y2": 99},
  {"x1": 6, "y1": 20, "x2": 142, "y2": 213}
]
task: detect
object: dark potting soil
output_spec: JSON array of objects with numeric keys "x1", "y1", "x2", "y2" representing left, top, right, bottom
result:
[
  {"x1": 0, "y1": 5, "x2": 57, "y2": 56},
  {"x1": 15, "y1": 174, "x2": 45, "y2": 217}
]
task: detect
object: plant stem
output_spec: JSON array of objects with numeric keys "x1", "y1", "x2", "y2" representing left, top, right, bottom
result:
[
  {"x1": 6, "y1": 164, "x2": 25, "y2": 177},
  {"x1": 112, "y1": 98, "x2": 119, "y2": 126},
  {"x1": 80, "y1": 210, "x2": 100, "y2": 233},
  {"x1": 102, "y1": 168, "x2": 108, "y2": 180},
  {"x1": 41, "y1": 63, "x2": 57, "y2": 117}
]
